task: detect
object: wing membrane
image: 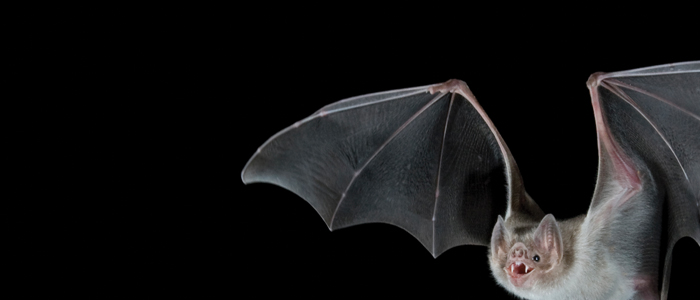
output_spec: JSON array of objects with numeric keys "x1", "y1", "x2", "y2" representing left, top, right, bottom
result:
[
  {"x1": 242, "y1": 84, "x2": 514, "y2": 256},
  {"x1": 590, "y1": 61, "x2": 700, "y2": 299}
]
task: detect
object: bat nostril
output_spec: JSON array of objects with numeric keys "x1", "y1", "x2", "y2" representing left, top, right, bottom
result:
[{"x1": 512, "y1": 247, "x2": 528, "y2": 258}]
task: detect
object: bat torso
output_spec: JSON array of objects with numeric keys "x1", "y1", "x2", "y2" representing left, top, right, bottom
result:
[{"x1": 492, "y1": 169, "x2": 662, "y2": 300}]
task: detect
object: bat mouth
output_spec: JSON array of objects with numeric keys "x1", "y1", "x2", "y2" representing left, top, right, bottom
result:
[{"x1": 506, "y1": 261, "x2": 534, "y2": 278}]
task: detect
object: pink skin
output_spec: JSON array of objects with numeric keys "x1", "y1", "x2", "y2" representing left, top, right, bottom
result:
[
  {"x1": 633, "y1": 276, "x2": 659, "y2": 300},
  {"x1": 587, "y1": 73, "x2": 641, "y2": 205},
  {"x1": 504, "y1": 242, "x2": 536, "y2": 287},
  {"x1": 429, "y1": 79, "x2": 474, "y2": 100}
]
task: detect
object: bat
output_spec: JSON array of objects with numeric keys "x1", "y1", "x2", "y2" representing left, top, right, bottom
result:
[{"x1": 240, "y1": 62, "x2": 699, "y2": 299}]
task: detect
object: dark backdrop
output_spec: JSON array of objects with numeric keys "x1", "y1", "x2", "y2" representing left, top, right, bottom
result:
[{"x1": 6, "y1": 12, "x2": 697, "y2": 299}]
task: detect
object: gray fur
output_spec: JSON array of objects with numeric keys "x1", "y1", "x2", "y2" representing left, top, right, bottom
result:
[{"x1": 489, "y1": 133, "x2": 662, "y2": 300}]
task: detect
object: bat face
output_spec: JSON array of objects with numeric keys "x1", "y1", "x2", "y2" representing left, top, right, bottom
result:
[
  {"x1": 502, "y1": 242, "x2": 539, "y2": 288},
  {"x1": 489, "y1": 215, "x2": 564, "y2": 296}
]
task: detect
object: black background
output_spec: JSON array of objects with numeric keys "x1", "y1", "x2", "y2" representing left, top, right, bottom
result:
[{"x1": 6, "y1": 10, "x2": 698, "y2": 299}]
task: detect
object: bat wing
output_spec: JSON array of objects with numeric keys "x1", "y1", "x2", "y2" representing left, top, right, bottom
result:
[
  {"x1": 241, "y1": 80, "x2": 542, "y2": 257},
  {"x1": 586, "y1": 61, "x2": 699, "y2": 298}
]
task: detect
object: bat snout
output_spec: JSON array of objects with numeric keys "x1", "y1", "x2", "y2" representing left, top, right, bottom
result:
[{"x1": 510, "y1": 242, "x2": 529, "y2": 258}]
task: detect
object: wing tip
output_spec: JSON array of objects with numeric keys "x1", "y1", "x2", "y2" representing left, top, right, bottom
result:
[
  {"x1": 241, "y1": 163, "x2": 252, "y2": 185},
  {"x1": 241, "y1": 148, "x2": 264, "y2": 185}
]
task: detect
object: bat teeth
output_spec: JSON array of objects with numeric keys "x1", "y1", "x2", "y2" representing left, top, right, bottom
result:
[{"x1": 507, "y1": 262, "x2": 533, "y2": 275}]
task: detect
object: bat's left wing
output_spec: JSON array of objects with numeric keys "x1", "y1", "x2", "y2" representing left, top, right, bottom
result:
[
  {"x1": 241, "y1": 80, "x2": 543, "y2": 258},
  {"x1": 586, "y1": 61, "x2": 699, "y2": 299}
]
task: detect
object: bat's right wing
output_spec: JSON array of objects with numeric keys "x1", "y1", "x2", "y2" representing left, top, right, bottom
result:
[
  {"x1": 241, "y1": 79, "x2": 543, "y2": 257},
  {"x1": 586, "y1": 61, "x2": 699, "y2": 299}
]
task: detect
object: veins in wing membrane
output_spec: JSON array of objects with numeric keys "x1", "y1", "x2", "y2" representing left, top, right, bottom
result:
[
  {"x1": 432, "y1": 93, "x2": 456, "y2": 255},
  {"x1": 329, "y1": 92, "x2": 450, "y2": 228},
  {"x1": 606, "y1": 79, "x2": 699, "y2": 121},
  {"x1": 600, "y1": 79, "x2": 692, "y2": 180},
  {"x1": 241, "y1": 88, "x2": 431, "y2": 181}
]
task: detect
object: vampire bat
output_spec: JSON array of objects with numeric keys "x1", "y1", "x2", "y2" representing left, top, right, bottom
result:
[{"x1": 241, "y1": 62, "x2": 699, "y2": 299}]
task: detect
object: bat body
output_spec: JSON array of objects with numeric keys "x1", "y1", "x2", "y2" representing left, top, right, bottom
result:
[{"x1": 241, "y1": 62, "x2": 699, "y2": 299}]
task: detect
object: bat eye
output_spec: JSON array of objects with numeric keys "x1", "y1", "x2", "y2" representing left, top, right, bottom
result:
[{"x1": 533, "y1": 255, "x2": 540, "y2": 262}]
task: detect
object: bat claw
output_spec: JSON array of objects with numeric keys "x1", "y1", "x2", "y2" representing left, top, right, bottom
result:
[
  {"x1": 429, "y1": 79, "x2": 470, "y2": 95},
  {"x1": 586, "y1": 72, "x2": 606, "y2": 89},
  {"x1": 430, "y1": 79, "x2": 478, "y2": 104}
]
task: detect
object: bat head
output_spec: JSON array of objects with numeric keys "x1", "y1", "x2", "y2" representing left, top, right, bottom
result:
[{"x1": 489, "y1": 214, "x2": 564, "y2": 294}]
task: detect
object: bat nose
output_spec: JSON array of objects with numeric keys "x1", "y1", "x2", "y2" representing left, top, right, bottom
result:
[
  {"x1": 511, "y1": 243, "x2": 528, "y2": 258},
  {"x1": 515, "y1": 249, "x2": 525, "y2": 257}
]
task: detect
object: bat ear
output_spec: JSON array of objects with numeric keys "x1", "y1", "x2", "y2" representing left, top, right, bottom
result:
[
  {"x1": 533, "y1": 214, "x2": 563, "y2": 266},
  {"x1": 490, "y1": 215, "x2": 509, "y2": 260}
]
